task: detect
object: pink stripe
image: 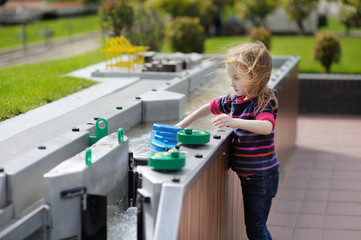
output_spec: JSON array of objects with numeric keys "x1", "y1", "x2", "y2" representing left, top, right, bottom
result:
[
  {"x1": 238, "y1": 162, "x2": 279, "y2": 171},
  {"x1": 256, "y1": 112, "x2": 275, "y2": 129},
  {"x1": 233, "y1": 143, "x2": 274, "y2": 150},
  {"x1": 210, "y1": 98, "x2": 221, "y2": 115},
  {"x1": 235, "y1": 129, "x2": 274, "y2": 137}
]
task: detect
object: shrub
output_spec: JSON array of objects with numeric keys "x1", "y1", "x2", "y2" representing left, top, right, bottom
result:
[
  {"x1": 248, "y1": 27, "x2": 272, "y2": 50},
  {"x1": 98, "y1": 0, "x2": 133, "y2": 37},
  {"x1": 127, "y1": 6, "x2": 165, "y2": 51},
  {"x1": 313, "y1": 32, "x2": 341, "y2": 73},
  {"x1": 167, "y1": 17, "x2": 205, "y2": 53}
]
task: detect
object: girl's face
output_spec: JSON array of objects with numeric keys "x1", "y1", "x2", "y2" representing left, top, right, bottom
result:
[{"x1": 226, "y1": 63, "x2": 251, "y2": 97}]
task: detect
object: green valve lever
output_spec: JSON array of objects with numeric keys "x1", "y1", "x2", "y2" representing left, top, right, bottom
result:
[
  {"x1": 85, "y1": 148, "x2": 92, "y2": 166},
  {"x1": 148, "y1": 151, "x2": 185, "y2": 170},
  {"x1": 118, "y1": 128, "x2": 124, "y2": 144},
  {"x1": 177, "y1": 127, "x2": 210, "y2": 145},
  {"x1": 89, "y1": 118, "x2": 108, "y2": 146}
]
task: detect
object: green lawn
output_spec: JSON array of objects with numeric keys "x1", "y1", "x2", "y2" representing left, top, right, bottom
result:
[
  {"x1": 0, "y1": 50, "x2": 103, "y2": 121},
  {"x1": 0, "y1": 14, "x2": 100, "y2": 50},
  {"x1": 162, "y1": 35, "x2": 361, "y2": 74}
]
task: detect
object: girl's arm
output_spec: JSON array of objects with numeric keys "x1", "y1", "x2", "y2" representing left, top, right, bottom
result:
[
  {"x1": 176, "y1": 103, "x2": 211, "y2": 129},
  {"x1": 212, "y1": 114, "x2": 273, "y2": 135}
]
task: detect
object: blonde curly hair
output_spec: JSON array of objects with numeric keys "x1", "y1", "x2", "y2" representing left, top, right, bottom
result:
[{"x1": 225, "y1": 41, "x2": 278, "y2": 113}]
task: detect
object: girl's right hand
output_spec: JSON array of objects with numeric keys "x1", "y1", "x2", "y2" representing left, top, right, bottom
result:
[{"x1": 212, "y1": 114, "x2": 235, "y2": 128}]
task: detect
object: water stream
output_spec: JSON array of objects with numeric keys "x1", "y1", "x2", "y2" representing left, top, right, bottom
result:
[{"x1": 127, "y1": 68, "x2": 230, "y2": 156}]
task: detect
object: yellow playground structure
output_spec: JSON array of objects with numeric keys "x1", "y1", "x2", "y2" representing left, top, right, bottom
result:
[{"x1": 101, "y1": 36, "x2": 149, "y2": 69}]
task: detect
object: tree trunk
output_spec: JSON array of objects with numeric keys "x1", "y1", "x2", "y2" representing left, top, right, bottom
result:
[
  {"x1": 297, "y1": 20, "x2": 304, "y2": 35},
  {"x1": 325, "y1": 65, "x2": 331, "y2": 74}
]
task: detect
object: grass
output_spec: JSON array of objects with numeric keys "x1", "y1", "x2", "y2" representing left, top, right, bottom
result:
[
  {"x1": 162, "y1": 35, "x2": 361, "y2": 74},
  {"x1": 319, "y1": 17, "x2": 361, "y2": 35},
  {"x1": 0, "y1": 14, "x2": 100, "y2": 50},
  {"x1": 0, "y1": 50, "x2": 104, "y2": 121},
  {"x1": 162, "y1": 16, "x2": 361, "y2": 74}
]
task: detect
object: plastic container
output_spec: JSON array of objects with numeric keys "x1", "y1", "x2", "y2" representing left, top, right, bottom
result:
[{"x1": 150, "y1": 123, "x2": 182, "y2": 152}]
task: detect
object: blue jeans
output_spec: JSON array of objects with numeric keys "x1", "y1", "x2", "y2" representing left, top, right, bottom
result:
[{"x1": 239, "y1": 169, "x2": 279, "y2": 240}]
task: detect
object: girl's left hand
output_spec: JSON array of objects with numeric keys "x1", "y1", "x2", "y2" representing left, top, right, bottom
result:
[{"x1": 212, "y1": 114, "x2": 234, "y2": 128}]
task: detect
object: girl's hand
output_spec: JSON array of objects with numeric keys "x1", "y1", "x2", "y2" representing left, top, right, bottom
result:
[{"x1": 212, "y1": 114, "x2": 234, "y2": 128}]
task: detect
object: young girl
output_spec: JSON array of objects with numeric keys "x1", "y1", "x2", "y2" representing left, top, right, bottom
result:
[{"x1": 176, "y1": 41, "x2": 279, "y2": 240}]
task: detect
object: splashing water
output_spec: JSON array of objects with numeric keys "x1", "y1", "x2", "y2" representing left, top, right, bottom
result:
[{"x1": 107, "y1": 206, "x2": 137, "y2": 240}]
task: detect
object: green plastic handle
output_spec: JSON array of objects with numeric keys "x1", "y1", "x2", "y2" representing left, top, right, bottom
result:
[
  {"x1": 89, "y1": 118, "x2": 108, "y2": 145},
  {"x1": 118, "y1": 128, "x2": 124, "y2": 144},
  {"x1": 177, "y1": 128, "x2": 210, "y2": 145},
  {"x1": 148, "y1": 151, "x2": 185, "y2": 170},
  {"x1": 85, "y1": 148, "x2": 92, "y2": 166}
]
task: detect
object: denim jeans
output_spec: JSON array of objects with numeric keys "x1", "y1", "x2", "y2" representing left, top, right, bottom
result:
[{"x1": 239, "y1": 169, "x2": 279, "y2": 240}]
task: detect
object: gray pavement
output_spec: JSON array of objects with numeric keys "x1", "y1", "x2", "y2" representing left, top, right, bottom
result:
[
  {"x1": 269, "y1": 115, "x2": 361, "y2": 240},
  {"x1": 0, "y1": 32, "x2": 102, "y2": 69}
]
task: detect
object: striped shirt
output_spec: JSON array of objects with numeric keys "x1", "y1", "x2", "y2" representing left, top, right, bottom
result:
[{"x1": 210, "y1": 92, "x2": 279, "y2": 176}]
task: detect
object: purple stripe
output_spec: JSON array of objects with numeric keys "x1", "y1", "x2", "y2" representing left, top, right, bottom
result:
[
  {"x1": 232, "y1": 155, "x2": 277, "y2": 165},
  {"x1": 238, "y1": 162, "x2": 279, "y2": 171},
  {"x1": 235, "y1": 132, "x2": 257, "y2": 137},
  {"x1": 233, "y1": 143, "x2": 274, "y2": 150}
]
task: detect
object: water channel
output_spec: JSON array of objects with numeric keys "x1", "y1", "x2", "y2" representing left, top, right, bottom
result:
[
  {"x1": 106, "y1": 67, "x2": 227, "y2": 239},
  {"x1": 106, "y1": 66, "x2": 279, "y2": 239}
]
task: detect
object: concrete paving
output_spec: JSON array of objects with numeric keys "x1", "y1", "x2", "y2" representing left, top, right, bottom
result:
[
  {"x1": 0, "y1": 33, "x2": 102, "y2": 69},
  {"x1": 269, "y1": 114, "x2": 361, "y2": 240}
]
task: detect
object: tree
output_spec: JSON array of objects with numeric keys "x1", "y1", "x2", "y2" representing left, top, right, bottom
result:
[
  {"x1": 339, "y1": 0, "x2": 361, "y2": 35},
  {"x1": 234, "y1": 0, "x2": 278, "y2": 27},
  {"x1": 147, "y1": 0, "x2": 218, "y2": 33},
  {"x1": 282, "y1": 0, "x2": 318, "y2": 34},
  {"x1": 127, "y1": 6, "x2": 166, "y2": 51},
  {"x1": 98, "y1": 0, "x2": 134, "y2": 37},
  {"x1": 313, "y1": 32, "x2": 342, "y2": 73}
]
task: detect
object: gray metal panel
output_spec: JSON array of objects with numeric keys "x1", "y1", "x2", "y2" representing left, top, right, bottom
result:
[
  {"x1": 160, "y1": 76, "x2": 189, "y2": 95},
  {"x1": 188, "y1": 61, "x2": 215, "y2": 92},
  {"x1": 0, "y1": 204, "x2": 13, "y2": 229},
  {"x1": 140, "y1": 90, "x2": 186, "y2": 123},
  {"x1": 0, "y1": 172, "x2": 5, "y2": 208},
  {"x1": 0, "y1": 204, "x2": 50, "y2": 240},
  {"x1": 104, "y1": 101, "x2": 142, "y2": 134},
  {"x1": 269, "y1": 56, "x2": 300, "y2": 89},
  {"x1": 6, "y1": 131, "x2": 89, "y2": 215},
  {"x1": 44, "y1": 133, "x2": 129, "y2": 240},
  {"x1": 153, "y1": 183, "x2": 184, "y2": 240}
]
